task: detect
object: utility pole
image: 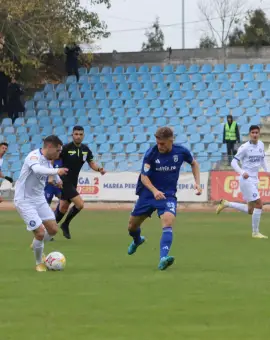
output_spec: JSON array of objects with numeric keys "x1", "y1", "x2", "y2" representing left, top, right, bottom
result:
[{"x1": 182, "y1": 0, "x2": 185, "y2": 49}]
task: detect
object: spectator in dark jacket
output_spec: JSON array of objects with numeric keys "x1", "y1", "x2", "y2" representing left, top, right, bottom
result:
[
  {"x1": 223, "y1": 115, "x2": 240, "y2": 165},
  {"x1": 0, "y1": 72, "x2": 9, "y2": 114},
  {"x1": 65, "y1": 43, "x2": 81, "y2": 82},
  {"x1": 7, "y1": 78, "x2": 25, "y2": 123}
]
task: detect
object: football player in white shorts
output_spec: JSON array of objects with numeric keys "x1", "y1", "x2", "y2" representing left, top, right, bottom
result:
[
  {"x1": 216, "y1": 125, "x2": 268, "y2": 239},
  {"x1": 14, "y1": 136, "x2": 68, "y2": 271},
  {"x1": 0, "y1": 142, "x2": 14, "y2": 203}
]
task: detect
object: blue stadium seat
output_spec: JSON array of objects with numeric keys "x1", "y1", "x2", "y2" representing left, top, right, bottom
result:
[
  {"x1": 70, "y1": 91, "x2": 82, "y2": 100},
  {"x1": 95, "y1": 90, "x2": 106, "y2": 100},
  {"x1": 138, "y1": 143, "x2": 150, "y2": 153},
  {"x1": 48, "y1": 100, "x2": 59, "y2": 110},
  {"x1": 186, "y1": 124, "x2": 197, "y2": 135},
  {"x1": 240, "y1": 124, "x2": 250, "y2": 135},
  {"x1": 163, "y1": 65, "x2": 174, "y2": 74},
  {"x1": 258, "y1": 107, "x2": 270, "y2": 117},
  {"x1": 107, "y1": 91, "x2": 119, "y2": 100},
  {"x1": 228, "y1": 98, "x2": 239, "y2": 109},
  {"x1": 44, "y1": 84, "x2": 54, "y2": 93},
  {"x1": 171, "y1": 91, "x2": 182, "y2": 101},
  {"x1": 125, "y1": 99, "x2": 136, "y2": 109},
  {"x1": 181, "y1": 82, "x2": 192, "y2": 91},
  {"x1": 45, "y1": 92, "x2": 56, "y2": 101},
  {"x1": 151, "y1": 65, "x2": 161, "y2": 74},
  {"x1": 149, "y1": 99, "x2": 161, "y2": 109},
  {"x1": 93, "y1": 126, "x2": 105, "y2": 135},
  {"x1": 129, "y1": 117, "x2": 140, "y2": 127},
  {"x1": 58, "y1": 91, "x2": 69, "y2": 101},
  {"x1": 90, "y1": 116, "x2": 101, "y2": 127},
  {"x1": 195, "y1": 82, "x2": 207, "y2": 91},
  {"x1": 79, "y1": 67, "x2": 87, "y2": 75},
  {"x1": 108, "y1": 134, "x2": 120, "y2": 144},
  {"x1": 34, "y1": 92, "x2": 44, "y2": 101},
  {"x1": 254, "y1": 98, "x2": 266, "y2": 108},
  {"x1": 202, "y1": 99, "x2": 214, "y2": 109},
  {"x1": 212, "y1": 125, "x2": 223, "y2": 135},
  {"x1": 190, "y1": 74, "x2": 202, "y2": 83},
  {"x1": 243, "y1": 72, "x2": 254, "y2": 82},
  {"x1": 28, "y1": 125, "x2": 38, "y2": 136},
  {"x1": 249, "y1": 116, "x2": 261, "y2": 125},
  {"x1": 64, "y1": 117, "x2": 76, "y2": 127},
  {"x1": 152, "y1": 108, "x2": 163, "y2": 118},
  {"x1": 52, "y1": 117, "x2": 63, "y2": 127},
  {"x1": 205, "y1": 74, "x2": 215, "y2": 83},
  {"x1": 261, "y1": 81, "x2": 270, "y2": 91},
  {"x1": 89, "y1": 67, "x2": 99, "y2": 74},
  {"x1": 179, "y1": 74, "x2": 189, "y2": 83},
  {"x1": 188, "y1": 64, "x2": 199, "y2": 74},
  {"x1": 196, "y1": 116, "x2": 206, "y2": 126},
  {"x1": 256, "y1": 73, "x2": 267, "y2": 82},
  {"x1": 25, "y1": 110, "x2": 36, "y2": 118},
  {"x1": 156, "y1": 82, "x2": 167, "y2": 91},
  {"x1": 220, "y1": 82, "x2": 231, "y2": 91},
  {"x1": 152, "y1": 74, "x2": 163, "y2": 83},
  {"x1": 7, "y1": 134, "x2": 16, "y2": 144},
  {"x1": 99, "y1": 108, "x2": 112, "y2": 118},
  {"x1": 189, "y1": 99, "x2": 199, "y2": 109},
  {"x1": 112, "y1": 143, "x2": 124, "y2": 153},
  {"x1": 182, "y1": 116, "x2": 193, "y2": 126},
  {"x1": 223, "y1": 90, "x2": 234, "y2": 100},
  {"x1": 238, "y1": 90, "x2": 249, "y2": 100},
  {"x1": 133, "y1": 126, "x2": 144, "y2": 134},
  {"x1": 231, "y1": 107, "x2": 243, "y2": 117},
  {"x1": 159, "y1": 90, "x2": 170, "y2": 100},
  {"x1": 165, "y1": 74, "x2": 176, "y2": 83},
  {"x1": 104, "y1": 162, "x2": 115, "y2": 172},
  {"x1": 138, "y1": 65, "x2": 149, "y2": 74},
  {"x1": 63, "y1": 108, "x2": 74, "y2": 118},
  {"x1": 193, "y1": 143, "x2": 204, "y2": 153},
  {"x1": 139, "y1": 108, "x2": 151, "y2": 117},
  {"x1": 100, "y1": 153, "x2": 113, "y2": 163},
  {"x1": 128, "y1": 75, "x2": 139, "y2": 84},
  {"x1": 37, "y1": 109, "x2": 49, "y2": 118},
  {"x1": 226, "y1": 64, "x2": 237, "y2": 73},
  {"x1": 116, "y1": 117, "x2": 128, "y2": 127},
  {"x1": 125, "y1": 143, "x2": 137, "y2": 154},
  {"x1": 101, "y1": 66, "x2": 112, "y2": 74},
  {"x1": 199, "y1": 125, "x2": 211, "y2": 135},
  {"x1": 175, "y1": 135, "x2": 187, "y2": 144},
  {"x1": 39, "y1": 117, "x2": 51, "y2": 128},
  {"x1": 37, "y1": 100, "x2": 47, "y2": 110},
  {"x1": 155, "y1": 117, "x2": 166, "y2": 126},
  {"x1": 17, "y1": 126, "x2": 27, "y2": 134},
  {"x1": 251, "y1": 90, "x2": 263, "y2": 100},
  {"x1": 241, "y1": 99, "x2": 253, "y2": 109},
  {"x1": 86, "y1": 100, "x2": 97, "y2": 109},
  {"x1": 40, "y1": 126, "x2": 53, "y2": 137},
  {"x1": 205, "y1": 107, "x2": 217, "y2": 116},
  {"x1": 13, "y1": 117, "x2": 24, "y2": 128},
  {"x1": 208, "y1": 116, "x2": 220, "y2": 126},
  {"x1": 137, "y1": 99, "x2": 148, "y2": 109},
  {"x1": 197, "y1": 91, "x2": 208, "y2": 100},
  {"x1": 237, "y1": 116, "x2": 248, "y2": 125},
  {"x1": 113, "y1": 65, "x2": 124, "y2": 74},
  {"x1": 184, "y1": 90, "x2": 195, "y2": 100},
  {"x1": 83, "y1": 91, "x2": 94, "y2": 100},
  {"x1": 239, "y1": 64, "x2": 250, "y2": 73},
  {"x1": 132, "y1": 91, "x2": 144, "y2": 100},
  {"x1": 54, "y1": 126, "x2": 66, "y2": 135},
  {"x1": 65, "y1": 73, "x2": 76, "y2": 84},
  {"x1": 134, "y1": 134, "x2": 147, "y2": 144},
  {"x1": 252, "y1": 64, "x2": 263, "y2": 73},
  {"x1": 169, "y1": 82, "x2": 180, "y2": 91},
  {"x1": 73, "y1": 100, "x2": 85, "y2": 109},
  {"x1": 264, "y1": 91, "x2": 270, "y2": 100},
  {"x1": 200, "y1": 64, "x2": 212, "y2": 74},
  {"x1": 68, "y1": 84, "x2": 79, "y2": 93},
  {"x1": 216, "y1": 73, "x2": 229, "y2": 83},
  {"x1": 146, "y1": 91, "x2": 157, "y2": 100},
  {"x1": 246, "y1": 81, "x2": 258, "y2": 91},
  {"x1": 96, "y1": 134, "x2": 107, "y2": 144},
  {"x1": 210, "y1": 90, "x2": 221, "y2": 100},
  {"x1": 167, "y1": 117, "x2": 180, "y2": 126},
  {"x1": 208, "y1": 82, "x2": 219, "y2": 91},
  {"x1": 25, "y1": 117, "x2": 37, "y2": 128},
  {"x1": 142, "y1": 82, "x2": 154, "y2": 92},
  {"x1": 207, "y1": 142, "x2": 218, "y2": 153},
  {"x1": 61, "y1": 100, "x2": 72, "y2": 109},
  {"x1": 234, "y1": 82, "x2": 244, "y2": 91},
  {"x1": 10, "y1": 161, "x2": 22, "y2": 172},
  {"x1": 103, "y1": 117, "x2": 114, "y2": 127},
  {"x1": 75, "y1": 108, "x2": 87, "y2": 118},
  {"x1": 21, "y1": 143, "x2": 31, "y2": 154},
  {"x1": 190, "y1": 134, "x2": 200, "y2": 144},
  {"x1": 213, "y1": 64, "x2": 224, "y2": 74},
  {"x1": 215, "y1": 98, "x2": 226, "y2": 108},
  {"x1": 178, "y1": 107, "x2": 189, "y2": 117},
  {"x1": 219, "y1": 107, "x2": 230, "y2": 117},
  {"x1": 91, "y1": 77, "x2": 101, "y2": 86},
  {"x1": 229, "y1": 73, "x2": 241, "y2": 82},
  {"x1": 175, "y1": 65, "x2": 186, "y2": 74},
  {"x1": 78, "y1": 75, "x2": 89, "y2": 85}
]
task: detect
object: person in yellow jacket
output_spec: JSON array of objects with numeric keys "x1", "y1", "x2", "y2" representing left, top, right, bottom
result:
[{"x1": 223, "y1": 115, "x2": 240, "y2": 165}]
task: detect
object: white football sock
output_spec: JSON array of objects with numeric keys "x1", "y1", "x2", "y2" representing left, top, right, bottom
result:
[
  {"x1": 43, "y1": 229, "x2": 53, "y2": 243},
  {"x1": 252, "y1": 208, "x2": 262, "y2": 234},
  {"x1": 227, "y1": 202, "x2": 248, "y2": 213},
  {"x1": 32, "y1": 238, "x2": 44, "y2": 265}
]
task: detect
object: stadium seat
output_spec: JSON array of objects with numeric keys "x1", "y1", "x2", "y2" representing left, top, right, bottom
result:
[
  {"x1": 212, "y1": 64, "x2": 224, "y2": 74},
  {"x1": 200, "y1": 64, "x2": 212, "y2": 74},
  {"x1": 226, "y1": 64, "x2": 237, "y2": 73},
  {"x1": 112, "y1": 143, "x2": 124, "y2": 153}
]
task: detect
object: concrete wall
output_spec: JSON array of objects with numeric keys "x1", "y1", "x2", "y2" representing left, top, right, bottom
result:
[{"x1": 92, "y1": 47, "x2": 270, "y2": 68}]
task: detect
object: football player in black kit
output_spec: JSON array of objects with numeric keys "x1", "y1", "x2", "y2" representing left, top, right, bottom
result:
[{"x1": 55, "y1": 126, "x2": 106, "y2": 239}]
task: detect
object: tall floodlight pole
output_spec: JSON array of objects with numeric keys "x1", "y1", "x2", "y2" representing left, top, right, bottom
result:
[{"x1": 182, "y1": 0, "x2": 185, "y2": 49}]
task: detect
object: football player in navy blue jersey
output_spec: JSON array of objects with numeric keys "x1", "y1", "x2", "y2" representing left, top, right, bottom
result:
[{"x1": 127, "y1": 127, "x2": 202, "y2": 270}]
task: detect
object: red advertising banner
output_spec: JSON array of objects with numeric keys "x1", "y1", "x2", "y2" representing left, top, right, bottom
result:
[{"x1": 211, "y1": 171, "x2": 270, "y2": 202}]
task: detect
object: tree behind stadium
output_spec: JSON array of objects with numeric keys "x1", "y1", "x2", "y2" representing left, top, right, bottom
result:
[{"x1": 0, "y1": 0, "x2": 111, "y2": 81}]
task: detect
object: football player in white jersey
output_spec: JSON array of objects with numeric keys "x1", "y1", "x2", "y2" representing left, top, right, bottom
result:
[
  {"x1": 216, "y1": 125, "x2": 268, "y2": 239},
  {"x1": 14, "y1": 136, "x2": 69, "y2": 271},
  {"x1": 0, "y1": 142, "x2": 13, "y2": 203}
]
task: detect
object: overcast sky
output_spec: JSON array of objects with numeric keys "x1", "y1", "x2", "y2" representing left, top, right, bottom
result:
[{"x1": 81, "y1": 0, "x2": 270, "y2": 53}]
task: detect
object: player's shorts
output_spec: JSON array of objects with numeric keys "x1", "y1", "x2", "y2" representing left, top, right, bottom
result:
[
  {"x1": 131, "y1": 196, "x2": 177, "y2": 218},
  {"x1": 240, "y1": 177, "x2": 260, "y2": 203},
  {"x1": 61, "y1": 182, "x2": 79, "y2": 201},
  {"x1": 44, "y1": 185, "x2": 62, "y2": 204},
  {"x1": 14, "y1": 200, "x2": 55, "y2": 231}
]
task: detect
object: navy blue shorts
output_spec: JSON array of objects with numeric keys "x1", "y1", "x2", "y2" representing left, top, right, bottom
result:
[
  {"x1": 131, "y1": 196, "x2": 177, "y2": 218},
  {"x1": 44, "y1": 185, "x2": 62, "y2": 205}
]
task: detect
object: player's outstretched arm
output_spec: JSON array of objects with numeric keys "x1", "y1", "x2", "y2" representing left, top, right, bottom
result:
[
  {"x1": 141, "y1": 174, "x2": 166, "y2": 200},
  {"x1": 32, "y1": 164, "x2": 68, "y2": 176},
  {"x1": 89, "y1": 161, "x2": 106, "y2": 175},
  {"x1": 0, "y1": 171, "x2": 13, "y2": 183},
  {"x1": 190, "y1": 160, "x2": 202, "y2": 195}
]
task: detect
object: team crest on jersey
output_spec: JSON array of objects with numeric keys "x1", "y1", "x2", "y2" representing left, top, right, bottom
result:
[
  {"x1": 173, "y1": 155, "x2": 178, "y2": 162},
  {"x1": 29, "y1": 220, "x2": 36, "y2": 227},
  {"x1": 144, "y1": 164, "x2": 150, "y2": 172}
]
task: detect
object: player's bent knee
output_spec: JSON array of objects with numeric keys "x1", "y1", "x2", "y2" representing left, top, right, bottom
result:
[
  {"x1": 34, "y1": 225, "x2": 45, "y2": 240},
  {"x1": 43, "y1": 220, "x2": 58, "y2": 236},
  {"x1": 75, "y1": 201, "x2": 84, "y2": 210},
  {"x1": 60, "y1": 201, "x2": 70, "y2": 213},
  {"x1": 161, "y1": 212, "x2": 175, "y2": 227}
]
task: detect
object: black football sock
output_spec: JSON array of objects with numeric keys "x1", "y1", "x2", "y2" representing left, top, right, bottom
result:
[
  {"x1": 63, "y1": 206, "x2": 81, "y2": 225},
  {"x1": 55, "y1": 204, "x2": 65, "y2": 223}
]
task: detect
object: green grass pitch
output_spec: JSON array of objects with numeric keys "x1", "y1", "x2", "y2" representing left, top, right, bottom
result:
[{"x1": 1, "y1": 210, "x2": 270, "y2": 340}]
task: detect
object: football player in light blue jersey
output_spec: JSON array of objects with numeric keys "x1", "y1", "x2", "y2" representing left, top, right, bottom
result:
[{"x1": 127, "y1": 127, "x2": 202, "y2": 270}]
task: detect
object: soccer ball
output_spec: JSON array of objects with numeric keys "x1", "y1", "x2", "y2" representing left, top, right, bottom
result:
[{"x1": 45, "y1": 252, "x2": 66, "y2": 271}]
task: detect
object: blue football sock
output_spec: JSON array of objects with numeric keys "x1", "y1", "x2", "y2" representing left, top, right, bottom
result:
[
  {"x1": 160, "y1": 227, "x2": 173, "y2": 259},
  {"x1": 129, "y1": 227, "x2": 141, "y2": 245}
]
